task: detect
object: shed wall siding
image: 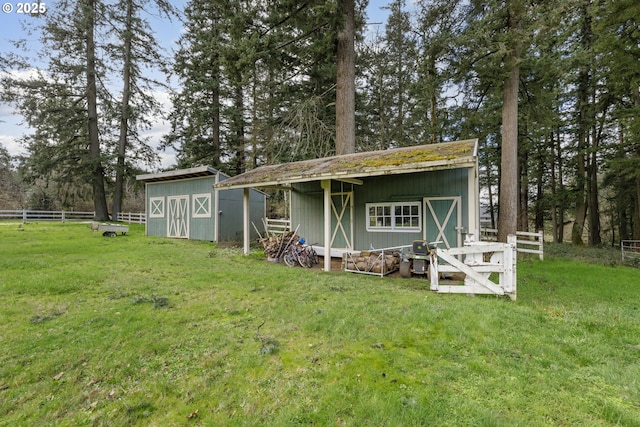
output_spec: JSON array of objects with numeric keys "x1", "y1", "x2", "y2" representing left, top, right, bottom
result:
[
  {"x1": 217, "y1": 188, "x2": 265, "y2": 242},
  {"x1": 291, "y1": 168, "x2": 470, "y2": 251},
  {"x1": 291, "y1": 182, "x2": 325, "y2": 244},
  {"x1": 146, "y1": 177, "x2": 216, "y2": 240}
]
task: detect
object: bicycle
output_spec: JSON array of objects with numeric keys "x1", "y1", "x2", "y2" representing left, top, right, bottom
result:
[{"x1": 283, "y1": 238, "x2": 318, "y2": 268}]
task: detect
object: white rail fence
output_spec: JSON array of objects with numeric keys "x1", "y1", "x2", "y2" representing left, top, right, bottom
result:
[
  {"x1": 481, "y1": 228, "x2": 544, "y2": 260},
  {"x1": 262, "y1": 217, "x2": 291, "y2": 236},
  {"x1": 621, "y1": 240, "x2": 640, "y2": 264},
  {"x1": 115, "y1": 212, "x2": 146, "y2": 224},
  {"x1": 0, "y1": 209, "x2": 145, "y2": 224}
]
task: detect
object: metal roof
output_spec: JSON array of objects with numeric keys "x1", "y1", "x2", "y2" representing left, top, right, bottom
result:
[
  {"x1": 136, "y1": 166, "x2": 220, "y2": 183},
  {"x1": 214, "y1": 139, "x2": 478, "y2": 190}
]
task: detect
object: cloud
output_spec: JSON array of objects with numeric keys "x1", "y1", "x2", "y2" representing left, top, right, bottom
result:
[
  {"x1": 0, "y1": 103, "x2": 27, "y2": 157},
  {"x1": 0, "y1": 134, "x2": 25, "y2": 157},
  {"x1": 139, "y1": 88, "x2": 177, "y2": 170}
]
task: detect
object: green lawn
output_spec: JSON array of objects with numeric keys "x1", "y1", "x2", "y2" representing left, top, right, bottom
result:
[{"x1": 1, "y1": 222, "x2": 639, "y2": 426}]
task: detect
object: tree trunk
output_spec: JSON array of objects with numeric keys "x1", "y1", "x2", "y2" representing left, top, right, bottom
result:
[
  {"x1": 571, "y1": 0, "x2": 593, "y2": 245},
  {"x1": 518, "y1": 147, "x2": 529, "y2": 232},
  {"x1": 112, "y1": 0, "x2": 133, "y2": 220},
  {"x1": 497, "y1": 1, "x2": 521, "y2": 243},
  {"x1": 212, "y1": 60, "x2": 221, "y2": 167},
  {"x1": 572, "y1": 150, "x2": 587, "y2": 245},
  {"x1": 85, "y1": 0, "x2": 109, "y2": 221},
  {"x1": 534, "y1": 143, "x2": 545, "y2": 232},
  {"x1": 427, "y1": 54, "x2": 438, "y2": 144},
  {"x1": 335, "y1": 0, "x2": 355, "y2": 155},
  {"x1": 550, "y1": 132, "x2": 558, "y2": 241},
  {"x1": 635, "y1": 174, "x2": 640, "y2": 240},
  {"x1": 632, "y1": 91, "x2": 640, "y2": 240},
  {"x1": 555, "y1": 129, "x2": 565, "y2": 243},
  {"x1": 587, "y1": 123, "x2": 601, "y2": 245},
  {"x1": 486, "y1": 162, "x2": 496, "y2": 230},
  {"x1": 232, "y1": 84, "x2": 245, "y2": 175}
]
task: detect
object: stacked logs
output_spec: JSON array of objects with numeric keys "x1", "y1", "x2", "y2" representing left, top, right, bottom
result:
[
  {"x1": 260, "y1": 231, "x2": 298, "y2": 261},
  {"x1": 343, "y1": 251, "x2": 400, "y2": 274}
]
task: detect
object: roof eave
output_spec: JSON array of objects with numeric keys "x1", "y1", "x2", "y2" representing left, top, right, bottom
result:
[
  {"x1": 136, "y1": 166, "x2": 218, "y2": 183},
  {"x1": 214, "y1": 156, "x2": 477, "y2": 190}
]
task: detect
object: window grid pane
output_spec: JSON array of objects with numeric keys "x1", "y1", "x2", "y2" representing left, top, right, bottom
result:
[
  {"x1": 367, "y1": 202, "x2": 421, "y2": 231},
  {"x1": 394, "y1": 203, "x2": 420, "y2": 229}
]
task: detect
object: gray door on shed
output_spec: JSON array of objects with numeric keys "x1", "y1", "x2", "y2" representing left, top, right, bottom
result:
[
  {"x1": 330, "y1": 191, "x2": 353, "y2": 250},
  {"x1": 423, "y1": 196, "x2": 461, "y2": 249}
]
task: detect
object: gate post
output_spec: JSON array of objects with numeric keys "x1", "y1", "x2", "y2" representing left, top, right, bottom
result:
[
  {"x1": 504, "y1": 234, "x2": 517, "y2": 300},
  {"x1": 429, "y1": 250, "x2": 439, "y2": 291}
]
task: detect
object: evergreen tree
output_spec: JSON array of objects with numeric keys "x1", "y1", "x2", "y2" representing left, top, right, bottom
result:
[
  {"x1": 497, "y1": 0, "x2": 524, "y2": 242},
  {"x1": 336, "y1": 0, "x2": 356, "y2": 155},
  {"x1": 163, "y1": 0, "x2": 224, "y2": 169},
  {"x1": 453, "y1": 0, "x2": 532, "y2": 241},
  {"x1": 413, "y1": 0, "x2": 464, "y2": 144},
  {"x1": 1, "y1": 0, "x2": 111, "y2": 219},
  {"x1": 597, "y1": 0, "x2": 640, "y2": 240},
  {"x1": 382, "y1": 0, "x2": 418, "y2": 147},
  {"x1": 1, "y1": 0, "x2": 172, "y2": 219},
  {"x1": 0, "y1": 146, "x2": 25, "y2": 209},
  {"x1": 109, "y1": 0, "x2": 176, "y2": 219}
]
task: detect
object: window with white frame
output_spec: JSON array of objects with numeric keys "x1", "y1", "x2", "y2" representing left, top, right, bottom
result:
[
  {"x1": 192, "y1": 193, "x2": 211, "y2": 218},
  {"x1": 366, "y1": 202, "x2": 421, "y2": 232},
  {"x1": 149, "y1": 197, "x2": 165, "y2": 218}
]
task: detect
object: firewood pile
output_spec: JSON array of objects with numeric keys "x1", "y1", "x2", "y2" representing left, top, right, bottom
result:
[
  {"x1": 343, "y1": 251, "x2": 400, "y2": 274},
  {"x1": 260, "y1": 231, "x2": 298, "y2": 261}
]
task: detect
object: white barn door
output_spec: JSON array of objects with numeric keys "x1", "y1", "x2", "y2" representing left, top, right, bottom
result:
[
  {"x1": 424, "y1": 196, "x2": 462, "y2": 249},
  {"x1": 167, "y1": 195, "x2": 189, "y2": 238}
]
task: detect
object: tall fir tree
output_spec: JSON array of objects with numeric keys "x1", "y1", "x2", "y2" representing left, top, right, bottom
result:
[
  {"x1": 164, "y1": 0, "x2": 225, "y2": 170},
  {"x1": 109, "y1": 0, "x2": 176, "y2": 219},
  {"x1": 1, "y1": 0, "x2": 172, "y2": 218}
]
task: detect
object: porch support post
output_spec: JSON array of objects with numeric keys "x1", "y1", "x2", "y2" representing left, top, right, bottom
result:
[
  {"x1": 468, "y1": 163, "x2": 479, "y2": 240},
  {"x1": 213, "y1": 173, "x2": 220, "y2": 243},
  {"x1": 243, "y1": 188, "x2": 250, "y2": 255},
  {"x1": 322, "y1": 179, "x2": 332, "y2": 272},
  {"x1": 144, "y1": 183, "x2": 149, "y2": 236}
]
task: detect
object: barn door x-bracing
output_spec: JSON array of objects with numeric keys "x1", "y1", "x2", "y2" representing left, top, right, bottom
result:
[
  {"x1": 423, "y1": 196, "x2": 462, "y2": 249},
  {"x1": 330, "y1": 191, "x2": 353, "y2": 250},
  {"x1": 167, "y1": 195, "x2": 189, "y2": 238}
]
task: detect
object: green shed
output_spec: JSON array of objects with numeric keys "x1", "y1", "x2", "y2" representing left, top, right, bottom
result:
[
  {"x1": 136, "y1": 166, "x2": 266, "y2": 242},
  {"x1": 215, "y1": 140, "x2": 480, "y2": 271}
]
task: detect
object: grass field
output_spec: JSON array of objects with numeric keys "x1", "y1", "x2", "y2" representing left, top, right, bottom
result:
[{"x1": 1, "y1": 222, "x2": 639, "y2": 426}]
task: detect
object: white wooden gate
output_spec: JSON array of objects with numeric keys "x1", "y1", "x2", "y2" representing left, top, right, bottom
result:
[
  {"x1": 429, "y1": 235, "x2": 517, "y2": 300},
  {"x1": 167, "y1": 195, "x2": 189, "y2": 238}
]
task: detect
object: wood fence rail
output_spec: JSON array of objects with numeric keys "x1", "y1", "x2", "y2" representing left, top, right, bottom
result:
[
  {"x1": 115, "y1": 212, "x2": 146, "y2": 224},
  {"x1": 621, "y1": 240, "x2": 640, "y2": 264},
  {"x1": 0, "y1": 210, "x2": 145, "y2": 224},
  {"x1": 480, "y1": 228, "x2": 544, "y2": 260}
]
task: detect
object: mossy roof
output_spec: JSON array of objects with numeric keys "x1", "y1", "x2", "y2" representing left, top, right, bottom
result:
[{"x1": 215, "y1": 139, "x2": 478, "y2": 190}]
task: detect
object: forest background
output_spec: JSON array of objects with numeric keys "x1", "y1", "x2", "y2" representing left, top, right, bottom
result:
[{"x1": 0, "y1": 0, "x2": 639, "y2": 246}]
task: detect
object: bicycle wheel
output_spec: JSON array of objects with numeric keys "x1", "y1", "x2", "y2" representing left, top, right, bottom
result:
[
  {"x1": 300, "y1": 247, "x2": 317, "y2": 268},
  {"x1": 309, "y1": 248, "x2": 319, "y2": 265},
  {"x1": 283, "y1": 248, "x2": 298, "y2": 267},
  {"x1": 298, "y1": 251, "x2": 310, "y2": 268}
]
